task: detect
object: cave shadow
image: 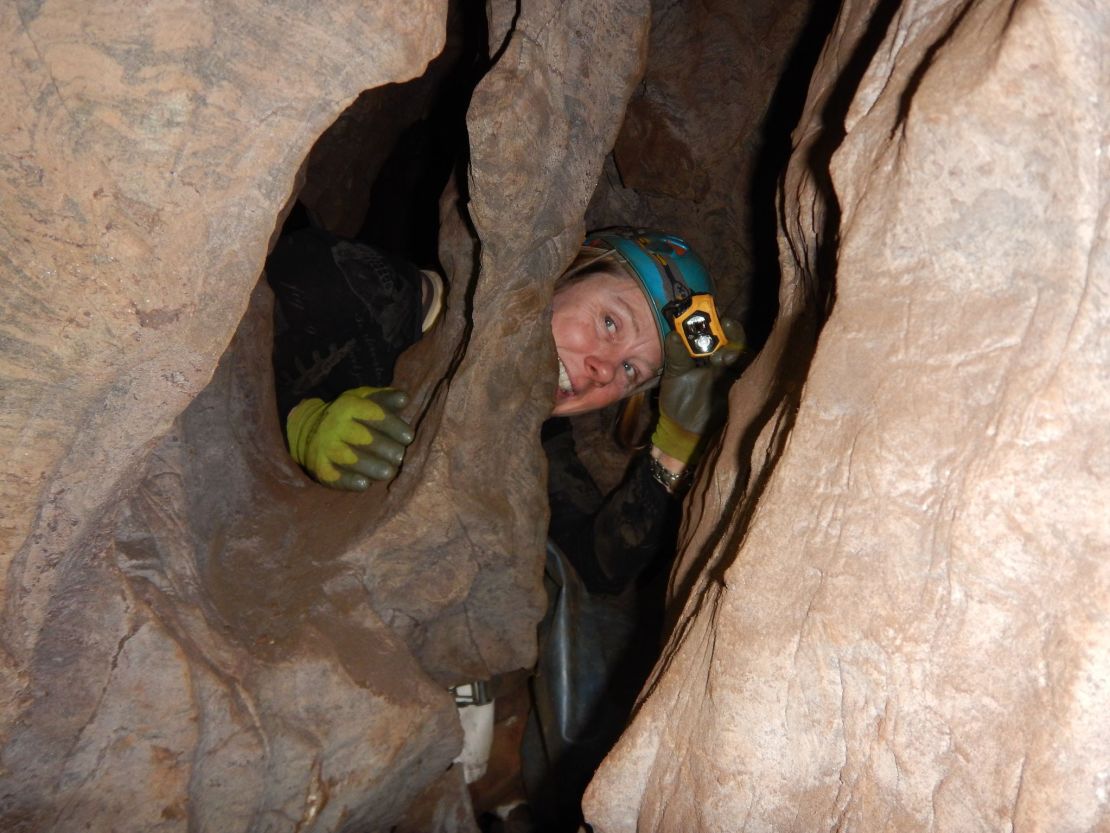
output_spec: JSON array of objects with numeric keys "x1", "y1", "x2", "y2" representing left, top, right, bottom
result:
[
  {"x1": 510, "y1": 562, "x2": 674, "y2": 833},
  {"x1": 743, "y1": 0, "x2": 841, "y2": 352},
  {"x1": 356, "y1": 0, "x2": 524, "y2": 333},
  {"x1": 667, "y1": 0, "x2": 905, "y2": 624},
  {"x1": 269, "y1": 0, "x2": 495, "y2": 477},
  {"x1": 357, "y1": 0, "x2": 492, "y2": 262}
]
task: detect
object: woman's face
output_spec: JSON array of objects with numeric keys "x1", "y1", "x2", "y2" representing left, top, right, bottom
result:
[{"x1": 550, "y1": 270, "x2": 663, "y2": 416}]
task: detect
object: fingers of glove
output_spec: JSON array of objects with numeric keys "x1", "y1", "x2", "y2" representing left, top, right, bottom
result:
[
  {"x1": 710, "y1": 344, "x2": 742, "y2": 368},
  {"x1": 710, "y1": 319, "x2": 747, "y2": 368},
  {"x1": 305, "y1": 443, "x2": 357, "y2": 489},
  {"x1": 323, "y1": 411, "x2": 407, "y2": 463},
  {"x1": 332, "y1": 469, "x2": 372, "y2": 492},
  {"x1": 307, "y1": 438, "x2": 398, "y2": 488},
  {"x1": 358, "y1": 410, "x2": 414, "y2": 447},
  {"x1": 721, "y1": 317, "x2": 746, "y2": 345},
  {"x1": 327, "y1": 396, "x2": 413, "y2": 447},
  {"x1": 345, "y1": 451, "x2": 399, "y2": 484},
  {"x1": 332, "y1": 391, "x2": 388, "y2": 424},
  {"x1": 296, "y1": 388, "x2": 414, "y2": 490},
  {"x1": 363, "y1": 386, "x2": 410, "y2": 414},
  {"x1": 350, "y1": 428, "x2": 408, "y2": 466},
  {"x1": 662, "y1": 331, "x2": 697, "y2": 377},
  {"x1": 345, "y1": 387, "x2": 414, "y2": 445}
]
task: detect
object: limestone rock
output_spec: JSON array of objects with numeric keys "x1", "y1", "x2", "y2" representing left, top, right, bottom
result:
[
  {"x1": 1, "y1": 0, "x2": 655, "y2": 828},
  {"x1": 373, "y1": 0, "x2": 652, "y2": 686},
  {"x1": 1, "y1": 3, "x2": 452, "y2": 827},
  {"x1": 587, "y1": 0, "x2": 821, "y2": 323},
  {"x1": 585, "y1": 0, "x2": 1110, "y2": 830}
]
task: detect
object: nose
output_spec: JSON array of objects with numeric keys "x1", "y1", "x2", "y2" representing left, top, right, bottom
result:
[{"x1": 583, "y1": 354, "x2": 616, "y2": 386}]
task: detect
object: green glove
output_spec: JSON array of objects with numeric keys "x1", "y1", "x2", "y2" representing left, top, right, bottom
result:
[
  {"x1": 651, "y1": 318, "x2": 746, "y2": 465},
  {"x1": 286, "y1": 386, "x2": 415, "y2": 490}
]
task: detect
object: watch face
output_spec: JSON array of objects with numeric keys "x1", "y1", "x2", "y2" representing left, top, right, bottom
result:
[{"x1": 650, "y1": 456, "x2": 688, "y2": 493}]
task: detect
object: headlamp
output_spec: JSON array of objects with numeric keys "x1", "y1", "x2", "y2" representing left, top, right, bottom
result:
[
  {"x1": 665, "y1": 293, "x2": 728, "y2": 358},
  {"x1": 581, "y1": 228, "x2": 725, "y2": 361}
]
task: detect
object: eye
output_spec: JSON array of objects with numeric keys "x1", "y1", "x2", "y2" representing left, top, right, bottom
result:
[
  {"x1": 604, "y1": 315, "x2": 617, "y2": 335},
  {"x1": 622, "y1": 361, "x2": 637, "y2": 383}
]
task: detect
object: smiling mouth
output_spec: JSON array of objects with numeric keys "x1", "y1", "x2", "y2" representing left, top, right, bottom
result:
[{"x1": 557, "y1": 355, "x2": 574, "y2": 397}]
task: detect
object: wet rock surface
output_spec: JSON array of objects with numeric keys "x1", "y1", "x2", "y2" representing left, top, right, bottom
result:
[{"x1": 584, "y1": 1, "x2": 1110, "y2": 830}]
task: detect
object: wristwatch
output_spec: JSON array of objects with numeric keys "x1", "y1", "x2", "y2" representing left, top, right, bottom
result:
[{"x1": 649, "y1": 455, "x2": 689, "y2": 494}]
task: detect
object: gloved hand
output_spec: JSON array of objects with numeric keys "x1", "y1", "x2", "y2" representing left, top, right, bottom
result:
[
  {"x1": 651, "y1": 318, "x2": 746, "y2": 466},
  {"x1": 286, "y1": 386, "x2": 415, "y2": 490}
]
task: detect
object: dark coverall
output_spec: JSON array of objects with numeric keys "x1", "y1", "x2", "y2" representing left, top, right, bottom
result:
[{"x1": 267, "y1": 227, "x2": 679, "y2": 830}]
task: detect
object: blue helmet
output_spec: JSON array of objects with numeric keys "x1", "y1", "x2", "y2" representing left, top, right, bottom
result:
[{"x1": 582, "y1": 228, "x2": 716, "y2": 351}]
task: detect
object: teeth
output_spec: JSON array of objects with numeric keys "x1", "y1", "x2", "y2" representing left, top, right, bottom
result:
[{"x1": 557, "y1": 356, "x2": 573, "y2": 395}]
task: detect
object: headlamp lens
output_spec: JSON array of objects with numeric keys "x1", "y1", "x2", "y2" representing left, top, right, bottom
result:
[{"x1": 671, "y1": 295, "x2": 727, "y2": 358}]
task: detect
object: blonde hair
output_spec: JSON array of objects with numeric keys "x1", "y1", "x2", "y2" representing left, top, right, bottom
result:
[{"x1": 555, "y1": 245, "x2": 630, "y2": 290}]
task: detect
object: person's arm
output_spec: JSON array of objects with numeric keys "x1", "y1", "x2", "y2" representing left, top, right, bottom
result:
[{"x1": 647, "y1": 317, "x2": 747, "y2": 488}]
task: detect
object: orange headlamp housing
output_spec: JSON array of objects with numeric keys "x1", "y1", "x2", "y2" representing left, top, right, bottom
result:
[{"x1": 665, "y1": 293, "x2": 728, "y2": 358}]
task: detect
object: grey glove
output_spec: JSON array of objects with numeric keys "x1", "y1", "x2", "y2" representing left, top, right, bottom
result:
[{"x1": 651, "y1": 318, "x2": 746, "y2": 465}]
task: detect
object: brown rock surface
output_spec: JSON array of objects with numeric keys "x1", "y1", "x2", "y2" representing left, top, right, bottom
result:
[
  {"x1": 585, "y1": 0, "x2": 1110, "y2": 831},
  {"x1": 0, "y1": 0, "x2": 444, "y2": 603},
  {"x1": 586, "y1": 0, "x2": 822, "y2": 322},
  {"x1": 1, "y1": 2, "x2": 450, "y2": 829},
  {"x1": 1, "y1": 0, "x2": 650, "y2": 829},
  {"x1": 357, "y1": 0, "x2": 652, "y2": 685},
  {"x1": 14, "y1": 0, "x2": 1106, "y2": 828}
]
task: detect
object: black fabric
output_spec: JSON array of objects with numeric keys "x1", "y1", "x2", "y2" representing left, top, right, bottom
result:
[
  {"x1": 521, "y1": 540, "x2": 642, "y2": 833},
  {"x1": 267, "y1": 227, "x2": 425, "y2": 418},
  {"x1": 526, "y1": 422, "x2": 677, "y2": 832},
  {"x1": 543, "y1": 418, "x2": 672, "y2": 595}
]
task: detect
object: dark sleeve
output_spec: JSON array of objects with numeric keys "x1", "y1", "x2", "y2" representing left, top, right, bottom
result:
[
  {"x1": 544, "y1": 420, "x2": 678, "y2": 595},
  {"x1": 267, "y1": 228, "x2": 425, "y2": 418}
]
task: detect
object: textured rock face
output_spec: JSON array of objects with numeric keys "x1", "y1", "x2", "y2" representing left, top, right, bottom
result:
[
  {"x1": 586, "y1": 0, "x2": 823, "y2": 324},
  {"x1": 9, "y1": 0, "x2": 1106, "y2": 829},
  {"x1": 584, "y1": 1, "x2": 1110, "y2": 831},
  {"x1": 0, "y1": 0, "x2": 649, "y2": 830},
  {"x1": 0, "y1": 2, "x2": 450, "y2": 829}
]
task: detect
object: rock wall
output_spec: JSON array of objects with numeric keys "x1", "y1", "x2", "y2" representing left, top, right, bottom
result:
[
  {"x1": 0, "y1": 2, "x2": 448, "y2": 829},
  {"x1": 586, "y1": 0, "x2": 827, "y2": 326},
  {"x1": 584, "y1": 0, "x2": 1110, "y2": 831},
  {"x1": 9, "y1": 0, "x2": 1105, "y2": 829},
  {"x1": 0, "y1": 0, "x2": 650, "y2": 830}
]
